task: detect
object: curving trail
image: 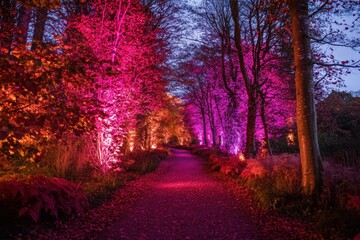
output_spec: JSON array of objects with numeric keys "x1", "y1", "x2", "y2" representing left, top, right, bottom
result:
[{"x1": 103, "y1": 148, "x2": 259, "y2": 240}]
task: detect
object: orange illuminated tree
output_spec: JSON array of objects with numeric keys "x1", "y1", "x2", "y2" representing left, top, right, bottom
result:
[{"x1": 286, "y1": 0, "x2": 323, "y2": 200}]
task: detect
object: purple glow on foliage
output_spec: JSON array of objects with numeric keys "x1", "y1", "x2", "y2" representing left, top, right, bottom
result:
[
  {"x1": 68, "y1": 0, "x2": 165, "y2": 171},
  {"x1": 183, "y1": 50, "x2": 295, "y2": 156}
]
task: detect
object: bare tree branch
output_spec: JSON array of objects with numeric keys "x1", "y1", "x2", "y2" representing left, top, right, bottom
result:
[{"x1": 309, "y1": 0, "x2": 329, "y2": 18}]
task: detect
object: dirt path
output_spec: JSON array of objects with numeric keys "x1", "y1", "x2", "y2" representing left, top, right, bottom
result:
[{"x1": 102, "y1": 148, "x2": 259, "y2": 240}]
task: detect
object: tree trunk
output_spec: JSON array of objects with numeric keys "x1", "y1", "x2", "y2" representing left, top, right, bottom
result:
[
  {"x1": 245, "y1": 93, "x2": 257, "y2": 158},
  {"x1": 259, "y1": 91, "x2": 272, "y2": 156},
  {"x1": 201, "y1": 107, "x2": 208, "y2": 146},
  {"x1": 75, "y1": 0, "x2": 89, "y2": 15},
  {"x1": 209, "y1": 107, "x2": 217, "y2": 147},
  {"x1": 230, "y1": 0, "x2": 257, "y2": 158},
  {"x1": 31, "y1": 7, "x2": 48, "y2": 50},
  {"x1": 0, "y1": 0, "x2": 15, "y2": 54},
  {"x1": 16, "y1": 3, "x2": 32, "y2": 47},
  {"x1": 214, "y1": 95, "x2": 224, "y2": 139},
  {"x1": 287, "y1": 0, "x2": 323, "y2": 200}
]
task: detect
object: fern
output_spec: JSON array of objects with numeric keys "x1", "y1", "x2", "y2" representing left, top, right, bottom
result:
[{"x1": 0, "y1": 175, "x2": 88, "y2": 223}]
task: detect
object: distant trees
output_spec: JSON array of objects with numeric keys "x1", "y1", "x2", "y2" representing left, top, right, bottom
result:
[
  {"x1": 180, "y1": 0, "x2": 295, "y2": 155},
  {"x1": 200, "y1": 0, "x2": 243, "y2": 152},
  {"x1": 229, "y1": 0, "x2": 293, "y2": 157},
  {"x1": 180, "y1": 0, "x2": 358, "y2": 200},
  {"x1": 136, "y1": 94, "x2": 192, "y2": 149},
  {"x1": 317, "y1": 91, "x2": 360, "y2": 155}
]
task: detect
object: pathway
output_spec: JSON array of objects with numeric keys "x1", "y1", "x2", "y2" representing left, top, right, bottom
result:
[{"x1": 103, "y1": 148, "x2": 259, "y2": 240}]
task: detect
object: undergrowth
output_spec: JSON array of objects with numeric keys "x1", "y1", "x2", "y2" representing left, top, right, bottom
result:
[
  {"x1": 192, "y1": 146, "x2": 360, "y2": 240},
  {"x1": 122, "y1": 148, "x2": 170, "y2": 175},
  {"x1": 0, "y1": 145, "x2": 170, "y2": 239},
  {"x1": 0, "y1": 175, "x2": 88, "y2": 223}
]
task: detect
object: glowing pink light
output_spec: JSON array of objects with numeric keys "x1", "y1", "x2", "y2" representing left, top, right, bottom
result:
[{"x1": 233, "y1": 146, "x2": 239, "y2": 155}]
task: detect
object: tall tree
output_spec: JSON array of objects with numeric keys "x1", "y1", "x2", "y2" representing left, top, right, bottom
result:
[
  {"x1": 68, "y1": 0, "x2": 167, "y2": 170},
  {"x1": 200, "y1": 0, "x2": 242, "y2": 152},
  {"x1": 229, "y1": 0, "x2": 288, "y2": 158},
  {"x1": 0, "y1": 0, "x2": 16, "y2": 54},
  {"x1": 229, "y1": 0, "x2": 256, "y2": 158},
  {"x1": 286, "y1": 0, "x2": 323, "y2": 200},
  {"x1": 16, "y1": 2, "x2": 32, "y2": 47},
  {"x1": 31, "y1": 6, "x2": 48, "y2": 50}
]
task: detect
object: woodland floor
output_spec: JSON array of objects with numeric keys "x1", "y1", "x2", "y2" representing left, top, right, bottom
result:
[{"x1": 26, "y1": 149, "x2": 320, "y2": 240}]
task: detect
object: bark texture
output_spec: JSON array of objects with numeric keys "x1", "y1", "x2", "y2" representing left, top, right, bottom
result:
[
  {"x1": 0, "y1": 0, "x2": 16, "y2": 54},
  {"x1": 16, "y1": 3, "x2": 32, "y2": 47},
  {"x1": 230, "y1": 0, "x2": 257, "y2": 158},
  {"x1": 31, "y1": 7, "x2": 48, "y2": 50},
  {"x1": 287, "y1": 0, "x2": 323, "y2": 200}
]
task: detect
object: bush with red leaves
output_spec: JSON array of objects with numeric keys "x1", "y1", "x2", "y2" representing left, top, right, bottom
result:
[
  {"x1": 208, "y1": 154, "x2": 247, "y2": 177},
  {"x1": 0, "y1": 175, "x2": 88, "y2": 223}
]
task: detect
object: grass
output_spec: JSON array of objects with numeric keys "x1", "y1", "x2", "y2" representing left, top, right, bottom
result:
[{"x1": 81, "y1": 172, "x2": 138, "y2": 208}]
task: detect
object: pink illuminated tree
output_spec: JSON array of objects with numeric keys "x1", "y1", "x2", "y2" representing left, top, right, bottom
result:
[
  {"x1": 181, "y1": 0, "x2": 295, "y2": 155},
  {"x1": 68, "y1": 0, "x2": 166, "y2": 170}
]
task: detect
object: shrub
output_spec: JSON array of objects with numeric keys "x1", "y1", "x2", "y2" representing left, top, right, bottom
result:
[
  {"x1": 192, "y1": 147, "x2": 223, "y2": 160},
  {"x1": 269, "y1": 135, "x2": 299, "y2": 154},
  {"x1": 218, "y1": 154, "x2": 303, "y2": 210},
  {"x1": 195, "y1": 144, "x2": 360, "y2": 238},
  {"x1": 332, "y1": 149, "x2": 360, "y2": 167},
  {"x1": 123, "y1": 148, "x2": 169, "y2": 175},
  {"x1": 240, "y1": 160, "x2": 269, "y2": 180},
  {"x1": 42, "y1": 135, "x2": 97, "y2": 180},
  {"x1": 317, "y1": 208, "x2": 360, "y2": 240},
  {"x1": 318, "y1": 132, "x2": 360, "y2": 167},
  {"x1": 0, "y1": 134, "x2": 98, "y2": 182},
  {"x1": 208, "y1": 154, "x2": 247, "y2": 177},
  {"x1": 0, "y1": 175, "x2": 88, "y2": 223},
  {"x1": 81, "y1": 172, "x2": 128, "y2": 208}
]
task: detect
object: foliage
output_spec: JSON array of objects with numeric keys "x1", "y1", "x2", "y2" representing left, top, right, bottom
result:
[
  {"x1": 135, "y1": 94, "x2": 192, "y2": 150},
  {"x1": 238, "y1": 154, "x2": 302, "y2": 210},
  {"x1": 81, "y1": 172, "x2": 130, "y2": 208},
  {"x1": 193, "y1": 144, "x2": 360, "y2": 239},
  {"x1": 0, "y1": 134, "x2": 99, "y2": 183},
  {"x1": 269, "y1": 134, "x2": 299, "y2": 155},
  {"x1": 122, "y1": 148, "x2": 169, "y2": 175},
  {"x1": 207, "y1": 154, "x2": 247, "y2": 177},
  {"x1": 67, "y1": 0, "x2": 169, "y2": 169},
  {"x1": 191, "y1": 147, "x2": 224, "y2": 160},
  {"x1": 178, "y1": 0, "x2": 296, "y2": 156},
  {"x1": 317, "y1": 91, "x2": 360, "y2": 167},
  {"x1": 0, "y1": 175, "x2": 88, "y2": 223},
  {"x1": 1, "y1": 0, "x2": 174, "y2": 173},
  {"x1": 317, "y1": 208, "x2": 360, "y2": 240},
  {"x1": 0, "y1": 45, "x2": 97, "y2": 162}
]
